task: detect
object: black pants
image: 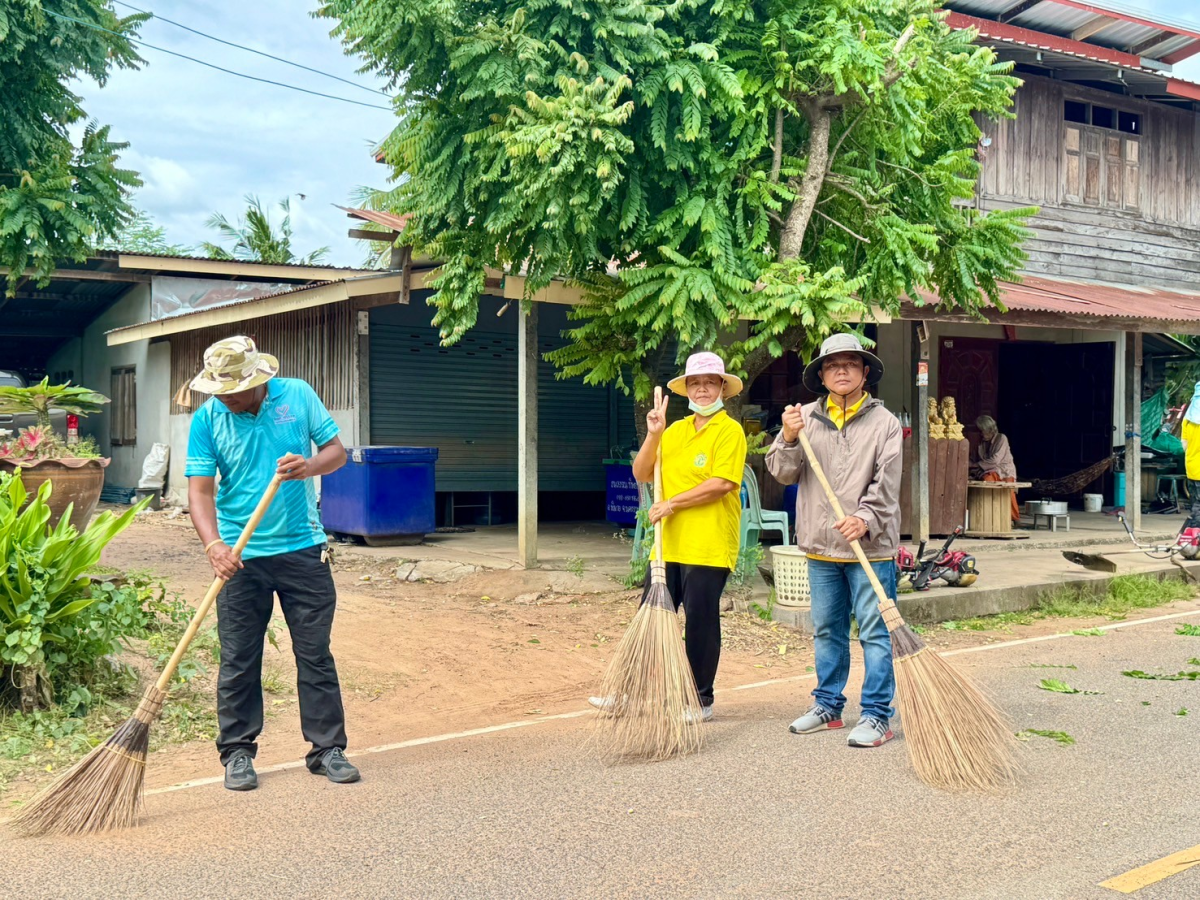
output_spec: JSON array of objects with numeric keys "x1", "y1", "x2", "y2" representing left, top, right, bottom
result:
[
  {"x1": 643, "y1": 563, "x2": 729, "y2": 707},
  {"x1": 216, "y1": 544, "x2": 347, "y2": 770},
  {"x1": 1187, "y1": 480, "x2": 1200, "y2": 530}
]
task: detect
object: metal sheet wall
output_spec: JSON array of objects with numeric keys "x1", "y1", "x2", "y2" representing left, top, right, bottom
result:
[{"x1": 369, "y1": 295, "x2": 636, "y2": 492}]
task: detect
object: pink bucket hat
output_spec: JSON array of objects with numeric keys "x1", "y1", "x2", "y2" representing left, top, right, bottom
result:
[{"x1": 666, "y1": 352, "x2": 744, "y2": 399}]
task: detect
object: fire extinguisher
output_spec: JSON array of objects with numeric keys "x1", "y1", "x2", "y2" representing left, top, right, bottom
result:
[{"x1": 66, "y1": 414, "x2": 80, "y2": 447}]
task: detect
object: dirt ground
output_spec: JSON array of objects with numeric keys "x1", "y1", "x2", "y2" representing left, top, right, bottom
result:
[{"x1": 18, "y1": 510, "x2": 1200, "y2": 796}]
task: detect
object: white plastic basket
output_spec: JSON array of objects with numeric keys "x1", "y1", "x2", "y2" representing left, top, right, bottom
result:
[{"x1": 769, "y1": 546, "x2": 810, "y2": 607}]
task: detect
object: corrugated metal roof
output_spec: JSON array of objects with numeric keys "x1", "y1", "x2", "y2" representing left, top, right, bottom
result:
[
  {"x1": 944, "y1": 0, "x2": 1200, "y2": 64},
  {"x1": 338, "y1": 205, "x2": 412, "y2": 233},
  {"x1": 115, "y1": 251, "x2": 370, "y2": 272},
  {"x1": 910, "y1": 275, "x2": 1200, "y2": 325}
]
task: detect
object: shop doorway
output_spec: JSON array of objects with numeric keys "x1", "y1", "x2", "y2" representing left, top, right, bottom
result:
[{"x1": 939, "y1": 338, "x2": 1114, "y2": 483}]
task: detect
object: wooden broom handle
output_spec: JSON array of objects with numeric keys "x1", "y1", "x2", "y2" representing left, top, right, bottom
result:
[
  {"x1": 796, "y1": 430, "x2": 899, "y2": 618},
  {"x1": 155, "y1": 475, "x2": 284, "y2": 691},
  {"x1": 651, "y1": 386, "x2": 666, "y2": 580}
]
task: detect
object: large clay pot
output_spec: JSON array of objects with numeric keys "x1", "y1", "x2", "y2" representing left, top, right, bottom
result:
[{"x1": 0, "y1": 458, "x2": 109, "y2": 531}]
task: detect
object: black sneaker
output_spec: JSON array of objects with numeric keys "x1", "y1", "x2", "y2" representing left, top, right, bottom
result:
[
  {"x1": 224, "y1": 750, "x2": 258, "y2": 791},
  {"x1": 311, "y1": 748, "x2": 361, "y2": 784}
]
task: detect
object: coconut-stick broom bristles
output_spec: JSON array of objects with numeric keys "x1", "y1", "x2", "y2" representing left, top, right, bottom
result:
[
  {"x1": 796, "y1": 429, "x2": 1016, "y2": 791},
  {"x1": 11, "y1": 475, "x2": 285, "y2": 837},
  {"x1": 593, "y1": 387, "x2": 705, "y2": 762}
]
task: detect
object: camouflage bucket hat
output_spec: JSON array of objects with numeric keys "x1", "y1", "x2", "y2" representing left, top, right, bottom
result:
[{"x1": 189, "y1": 336, "x2": 279, "y2": 396}]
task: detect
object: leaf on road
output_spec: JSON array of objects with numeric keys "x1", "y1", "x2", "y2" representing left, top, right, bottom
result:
[
  {"x1": 1016, "y1": 729, "x2": 1075, "y2": 746},
  {"x1": 1123, "y1": 669, "x2": 1200, "y2": 681},
  {"x1": 1071, "y1": 628, "x2": 1105, "y2": 637},
  {"x1": 1038, "y1": 678, "x2": 1102, "y2": 695},
  {"x1": 1175, "y1": 624, "x2": 1200, "y2": 636},
  {"x1": 1175, "y1": 707, "x2": 1189, "y2": 717}
]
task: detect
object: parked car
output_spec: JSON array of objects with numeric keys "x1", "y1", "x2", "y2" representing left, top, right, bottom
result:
[{"x1": 0, "y1": 370, "x2": 68, "y2": 436}]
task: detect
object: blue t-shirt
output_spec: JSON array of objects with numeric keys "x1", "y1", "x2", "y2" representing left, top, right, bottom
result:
[{"x1": 185, "y1": 378, "x2": 339, "y2": 560}]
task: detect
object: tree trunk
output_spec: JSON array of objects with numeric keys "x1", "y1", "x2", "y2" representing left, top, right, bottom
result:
[
  {"x1": 778, "y1": 104, "x2": 832, "y2": 262},
  {"x1": 14, "y1": 661, "x2": 54, "y2": 712}
]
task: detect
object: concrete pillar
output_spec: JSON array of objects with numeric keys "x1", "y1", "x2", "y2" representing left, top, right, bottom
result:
[
  {"x1": 1125, "y1": 331, "x2": 1142, "y2": 533},
  {"x1": 518, "y1": 304, "x2": 539, "y2": 568},
  {"x1": 912, "y1": 321, "x2": 931, "y2": 542}
]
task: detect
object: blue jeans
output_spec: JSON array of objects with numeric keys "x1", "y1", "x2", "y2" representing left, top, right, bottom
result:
[{"x1": 807, "y1": 559, "x2": 896, "y2": 721}]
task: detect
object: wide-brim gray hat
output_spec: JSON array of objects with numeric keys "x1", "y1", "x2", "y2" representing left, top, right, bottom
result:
[{"x1": 802, "y1": 333, "x2": 885, "y2": 395}]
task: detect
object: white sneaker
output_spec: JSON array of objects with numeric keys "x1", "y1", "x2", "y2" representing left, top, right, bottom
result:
[
  {"x1": 588, "y1": 696, "x2": 618, "y2": 711},
  {"x1": 683, "y1": 705, "x2": 714, "y2": 725}
]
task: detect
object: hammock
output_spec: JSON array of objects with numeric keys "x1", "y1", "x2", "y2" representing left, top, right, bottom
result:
[{"x1": 1029, "y1": 456, "x2": 1115, "y2": 498}]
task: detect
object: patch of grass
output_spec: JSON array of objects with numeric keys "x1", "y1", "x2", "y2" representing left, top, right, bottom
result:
[
  {"x1": 565, "y1": 555, "x2": 586, "y2": 579},
  {"x1": 1038, "y1": 678, "x2": 1102, "y2": 695},
  {"x1": 1122, "y1": 669, "x2": 1200, "y2": 681},
  {"x1": 938, "y1": 576, "x2": 1196, "y2": 634},
  {"x1": 1016, "y1": 729, "x2": 1075, "y2": 746},
  {"x1": 261, "y1": 667, "x2": 292, "y2": 696}
]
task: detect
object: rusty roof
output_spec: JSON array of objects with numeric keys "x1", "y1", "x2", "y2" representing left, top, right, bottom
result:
[
  {"x1": 906, "y1": 275, "x2": 1200, "y2": 331},
  {"x1": 338, "y1": 206, "x2": 412, "y2": 233}
]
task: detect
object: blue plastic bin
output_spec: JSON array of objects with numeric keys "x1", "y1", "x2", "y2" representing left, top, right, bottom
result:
[{"x1": 321, "y1": 447, "x2": 438, "y2": 543}]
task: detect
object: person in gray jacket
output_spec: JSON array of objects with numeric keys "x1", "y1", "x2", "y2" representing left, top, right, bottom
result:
[{"x1": 766, "y1": 333, "x2": 903, "y2": 748}]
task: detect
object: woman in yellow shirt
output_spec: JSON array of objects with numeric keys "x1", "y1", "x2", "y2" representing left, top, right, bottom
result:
[{"x1": 590, "y1": 352, "x2": 748, "y2": 722}]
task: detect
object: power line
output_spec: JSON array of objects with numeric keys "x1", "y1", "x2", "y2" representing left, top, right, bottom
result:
[
  {"x1": 113, "y1": 1, "x2": 389, "y2": 97},
  {"x1": 43, "y1": 8, "x2": 393, "y2": 112}
]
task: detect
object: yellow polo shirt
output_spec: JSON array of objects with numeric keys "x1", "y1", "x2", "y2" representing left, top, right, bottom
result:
[
  {"x1": 1183, "y1": 419, "x2": 1200, "y2": 480},
  {"x1": 660, "y1": 410, "x2": 748, "y2": 570},
  {"x1": 826, "y1": 392, "x2": 868, "y2": 430}
]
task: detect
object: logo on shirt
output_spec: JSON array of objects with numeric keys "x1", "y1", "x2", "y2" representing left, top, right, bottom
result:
[
  {"x1": 693, "y1": 453, "x2": 708, "y2": 468},
  {"x1": 273, "y1": 404, "x2": 297, "y2": 425}
]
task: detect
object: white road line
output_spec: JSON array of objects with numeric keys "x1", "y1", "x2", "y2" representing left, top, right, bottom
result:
[{"x1": 143, "y1": 607, "x2": 1200, "y2": 797}]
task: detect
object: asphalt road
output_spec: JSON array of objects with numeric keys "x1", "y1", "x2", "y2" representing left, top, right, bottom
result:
[{"x1": 4, "y1": 611, "x2": 1199, "y2": 900}]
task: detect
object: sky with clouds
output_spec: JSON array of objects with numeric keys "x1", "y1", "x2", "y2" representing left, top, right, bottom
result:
[{"x1": 74, "y1": 1, "x2": 1200, "y2": 268}]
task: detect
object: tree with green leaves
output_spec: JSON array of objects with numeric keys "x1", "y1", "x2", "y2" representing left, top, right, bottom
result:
[
  {"x1": 0, "y1": 1, "x2": 146, "y2": 292},
  {"x1": 320, "y1": 0, "x2": 1032, "y2": 418},
  {"x1": 201, "y1": 194, "x2": 331, "y2": 266},
  {"x1": 94, "y1": 206, "x2": 192, "y2": 256}
]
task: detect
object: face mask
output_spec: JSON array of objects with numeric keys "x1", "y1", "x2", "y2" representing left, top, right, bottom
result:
[{"x1": 689, "y1": 398, "x2": 724, "y2": 416}]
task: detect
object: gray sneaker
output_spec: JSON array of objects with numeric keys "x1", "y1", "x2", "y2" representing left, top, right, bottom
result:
[
  {"x1": 789, "y1": 704, "x2": 844, "y2": 734},
  {"x1": 683, "y1": 705, "x2": 714, "y2": 725},
  {"x1": 311, "y1": 748, "x2": 361, "y2": 783},
  {"x1": 847, "y1": 716, "x2": 894, "y2": 748},
  {"x1": 224, "y1": 750, "x2": 258, "y2": 791}
]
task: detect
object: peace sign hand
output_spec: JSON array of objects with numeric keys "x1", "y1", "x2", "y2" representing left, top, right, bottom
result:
[{"x1": 647, "y1": 386, "x2": 669, "y2": 437}]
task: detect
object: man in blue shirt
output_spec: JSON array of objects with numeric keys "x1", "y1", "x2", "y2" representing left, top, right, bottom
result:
[{"x1": 185, "y1": 335, "x2": 358, "y2": 791}]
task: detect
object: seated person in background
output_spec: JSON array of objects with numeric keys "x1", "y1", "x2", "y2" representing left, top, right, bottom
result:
[{"x1": 971, "y1": 415, "x2": 1019, "y2": 523}]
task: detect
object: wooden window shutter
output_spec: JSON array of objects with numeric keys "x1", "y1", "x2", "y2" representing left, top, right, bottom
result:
[
  {"x1": 1122, "y1": 137, "x2": 1140, "y2": 211},
  {"x1": 110, "y1": 366, "x2": 137, "y2": 446},
  {"x1": 1063, "y1": 125, "x2": 1082, "y2": 202},
  {"x1": 1083, "y1": 129, "x2": 1102, "y2": 205}
]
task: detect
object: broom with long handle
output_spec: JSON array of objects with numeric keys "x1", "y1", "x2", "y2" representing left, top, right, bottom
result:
[
  {"x1": 13, "y1": 475, "x2": 285, "y2": 837},
  {"x1": 795, "y1": 429, "x2": 1016, "y2": 791},
  {"x1": 594, "y1": 387, "x2": 705, "y2": 762}
]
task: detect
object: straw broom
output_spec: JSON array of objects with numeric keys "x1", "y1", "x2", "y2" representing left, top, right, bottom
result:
[
  {"x1": 594, "y1": 388, "x2": 705, "y2": 762},
  {"x1": 796, "y1": 430, "x2": 1016, "y2": 791},
  {"x1": 12, "y1": 475, "x2": 284, "y2": 837}
]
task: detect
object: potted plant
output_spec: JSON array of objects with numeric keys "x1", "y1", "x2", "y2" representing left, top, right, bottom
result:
[{"x1": 0, "y1": 379, "x2": 110, "y2": 530}]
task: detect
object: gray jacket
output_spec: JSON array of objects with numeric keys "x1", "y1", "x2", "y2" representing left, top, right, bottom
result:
[{"x1": 765, "y1": 398, "x2": 903, "y2": 561}]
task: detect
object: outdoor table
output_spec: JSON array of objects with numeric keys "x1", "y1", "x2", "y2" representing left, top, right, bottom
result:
[{"x1": 965, "y1": 480, "x2": 1032, "y2": 537}]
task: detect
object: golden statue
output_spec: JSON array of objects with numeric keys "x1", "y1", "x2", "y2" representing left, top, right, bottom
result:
[
  {"x1": 941, "y1": 396, "x2": 965, "y2": 441},
  {"x1": 927, "y1": 397, "x2": 946, "y2": 440}
]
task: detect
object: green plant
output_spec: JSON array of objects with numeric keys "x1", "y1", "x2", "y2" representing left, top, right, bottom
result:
[
  {"x1": 0, "y1": 379, "x2": 109, "y2": 431},
  {"x1": 749, "y1": 588, "x2": 777, "y2": 623},
  {"x1": 201, "y1": 195, "x2": 330, "y2": 265},
  {"x1": 731, "y1": 540, "x2": 765, "y2": 588},
  {"x1": 321, "y1": 0, "x2": 1031, "y2": 422},
  {"x1": 0, "y1": 3, "x2": 146, "y2": 290},
  {"x1": 566, "y1": 555, "x2": 586, "y2": 579},
  {"x1": 1177, "y1": 624, "x2": 1200, "y2": 636},
  {"x1": 0, "y1": 472, "x2": 147, "y2": 710},
  {"x1": 1016, "y1": 729, "x2": 1074, "y2": 746},
  {"x1": 621, "y1": 509, "x2": 655, "y2": 589}
]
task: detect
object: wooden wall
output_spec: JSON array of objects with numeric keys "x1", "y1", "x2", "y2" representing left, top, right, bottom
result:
[
  {"x1": 978, "y1": 75, "x2": 1200, "y2": 291},
  {"x1": 169, "y1": 303, "x2": 356, "y2": 414}
]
